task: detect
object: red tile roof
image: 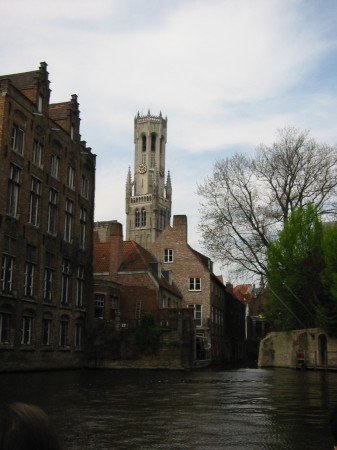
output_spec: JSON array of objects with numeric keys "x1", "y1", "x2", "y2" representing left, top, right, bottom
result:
[
  {"x1": 93, "y1": 242, "x2": 110, "y2": 273},
  {"x1": 233, "y1": 284, "x2": 254, "y2": 303}
]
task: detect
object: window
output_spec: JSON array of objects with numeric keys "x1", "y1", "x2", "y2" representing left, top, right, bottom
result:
[
  {"x1": 44, "y1": 268, "x2": 54, "y2": 303},
  {"x1": 79, "y1": 207, "x2": 87, "y2": 249},
  {"x1": 110, "y1": 296, "x2": 118, "y2": 320},
  {"x1": 61, "y1": 260, "x2": 71, "y2": 305},
  {"x1": 188, "y1": 304, "x2": 202, "y2": 327},
  {"x1": 21, "y1": 316, "x2": 32, "y2": 345},
  {"x1": 7, "y1": 164, "x2": 21, "y2": 217},
  {"x1": 135, "y1": 209, "x2": 140, "y2": 228},
  {"x1": 95, "y1": 294, "x2": 104, "y2": 318},
  {"x1": 47, "y1": 188, "x2": 58, "y2": 235},
  {"x1": 64, "y1": 199, "x2": 73, "y2": 242},
  {"x1": 141, "y1": 208, "x2": 146, "y2": 227},
  {"x1": 42, "y1": 319, "x2": 51, "y2": 346},
  {"x1": 1, "y1": 255, "x2": 14, "y2": 294},
  {"x1": 81, "y1": 175, "x2": 89, "y2": 199},
  {"x1": 59, "y1": 320, "x2": 68, "y2": 347},
  {"x1": 32, "y1": 140, "x2": 43, "y2": 167},
  {"x1": 142, "y1": 135, "x2": 147, "y2": 154},
  {"x1": 135, "y1": 301, "x2": 142, "y2": 319},
  {"x1": 150, "y1": 133, "x2": 156, "y2": 168},
  {"x1": 76, "y1": 266, "x2": 84, "y2": 308},
  {"x1": 51, "y1": 154, "x2": 60, "y2": 179},
  {"x1": 164, "y1": 249, "x2": 173, "y2": 263},
  {"x1": 24, "y1": 262, "x2": 35, "y2": 298},
  {"x1": 0, "y1": 313, "x2": 11, "y2": 343},
  {"x1": 189, "y1": 277, "x2": 201, "y2": 291},
  {"x1": 38, "y1": 95, "x2": 43, "y2": 113},
  {"x1": 1, "y1": 236, "x2": 16, "y2": 295},
  {"x1": 29, "y1": 177, "x2": 41, "y2": 226},
  {"x1": 11, "y1": 124, "x2": 25, "y2": 155},
  {"x1": 75, "y1": 323, "x2": 82, "y2": 347},
  {"x1": 67, "y1": 165, "x2": 75, "y2": 189}
]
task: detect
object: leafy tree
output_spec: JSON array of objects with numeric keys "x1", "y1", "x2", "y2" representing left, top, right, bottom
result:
[
  {"x1": 198, "y1": 127, "x2": 337, "y2": 278},
  {"x1": 318, "y1": 223, "x2": 337, "y2": 334},
  {"x1": 265, "y1": 205, "x2": 324, "y2": 331}
]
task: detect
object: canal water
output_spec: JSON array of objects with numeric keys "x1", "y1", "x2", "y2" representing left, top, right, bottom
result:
[{"x1": 0, "y1": 367, "x2": 336, "y2": 449}]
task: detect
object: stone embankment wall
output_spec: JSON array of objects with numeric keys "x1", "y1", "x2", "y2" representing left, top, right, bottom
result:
[
  {"x1": 86, "y1": 313, "x2": 196, "y2": 371},
  {"x1": 258, "y1": 328, "x2": 337, "y2": 369}
]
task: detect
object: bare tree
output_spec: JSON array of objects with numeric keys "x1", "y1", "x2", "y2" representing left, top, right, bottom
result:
[{"x1": 198, "y1": 127, "x2": 337, "y2": 279}]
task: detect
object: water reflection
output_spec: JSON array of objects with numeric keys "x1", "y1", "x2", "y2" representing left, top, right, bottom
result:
[{"x1": 0, "y1": 368, "x2": 336, "y2": 449}]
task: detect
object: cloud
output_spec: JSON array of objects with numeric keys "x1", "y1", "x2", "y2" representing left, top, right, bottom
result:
[{"x1": 2, "y1": 0, "x2": 337, "y2": 282}]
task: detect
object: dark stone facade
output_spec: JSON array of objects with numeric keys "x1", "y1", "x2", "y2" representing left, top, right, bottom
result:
[{"x1": 0, "y1": 63, "x2": 96, "y2": 371}]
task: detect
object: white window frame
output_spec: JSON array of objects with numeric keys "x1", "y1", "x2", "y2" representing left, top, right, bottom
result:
[
  {"x1": 51, "y1": 154, "x2": 60, "y2": 179},
  {"x1": 188, "y1": 304, "x2": 202, "y2": 327},
  {"x1": 24, "y1": 262, "x2": 35, "y2": 298},
  {"x1": 61, "y1": 260, "x2": 71, "y2": 305},
  {"x1": 79, "y1": 207, "x2": 87, "y2": 249},
  {"x1": 11, "y1": 124, "x2": 25, "y2": 155},
  {"x1": 7, "y1": 164, "x2": 21, "y2": 217},
  {"x1": 21, "y1": 316, "x2": 32, "y2": 345},
  {"x1": 164, "y1": 249, "x2": 173, "y2": 263},
  {"x1": 42, "y1": 318, "x2": 51, "y2": 346},
  {"x1": 64, "y1": 199, "x2": 73, "y2": 242},
  {"x1": 67, "y1": 165, "x2": 75, "y2": 189},
  {"x1": 81, "y1": 175, "x2": 89, "y2": 199},
  {"x1": 95, "y1": 294, "x2": 105, "y2": 319},
  {"x1": 43, "y1": 268, "x2": 54, "y2": 303},
  {"x1": 59, "y1": 320, "x2": 68, "y2": 347},
  {"x1": 189, "y1": 277, "x2": 201, "y2": 291},
  {"x1": 32, "y1": 140, "x2": 43, "y2": 167},
  {"x1": 76, "y1": 266, "x2": 84, "y2": 307},
  {"x1": 1, "y1": 254, "x2": 14, "y2": 294},
  {"x1": 47, "y1": 188, "x2": 58, "y2": 235},
  {"x1": 29, "y1": 177, "x2": 41, "y2": 226}
]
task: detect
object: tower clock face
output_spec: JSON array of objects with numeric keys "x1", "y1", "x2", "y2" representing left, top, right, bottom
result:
[{"x1": 138, "y1": 163, "x2": 147, "y2": 174}]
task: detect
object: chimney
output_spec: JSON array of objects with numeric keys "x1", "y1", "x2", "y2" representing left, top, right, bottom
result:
[
  {"x1": 226, "y1": 282, "x2": 233, "y2": 294},
  {"x1": 108, "y1": 222, "x2": 123, "y2": 278},
  {"x1": 173, "y1": 215, "x2": 188, "y2": 242}
]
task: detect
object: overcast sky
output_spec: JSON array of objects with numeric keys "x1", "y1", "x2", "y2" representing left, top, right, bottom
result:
[{"x1": 2, "y1": 0, "x2": 337, "y2": 282}]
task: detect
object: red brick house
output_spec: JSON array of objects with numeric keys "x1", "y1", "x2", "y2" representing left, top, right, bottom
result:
[
  {"x1": 93, "y1": 221, "x2": 183, "y2": 327},
  {"x1": 149, "y1": 215, "x2": 246, "y2": 362}
]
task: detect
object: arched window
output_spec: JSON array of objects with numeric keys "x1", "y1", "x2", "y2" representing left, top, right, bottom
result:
[
  {"x1": 141, "y1": 208, "x2": 146, "y2": 227},
  {"x1": 150, "y1": 133, "x2": 156, "y2": 168},
  {"x1": 135, "y1": 209, "x2": 140, "y2": 228},
  {"x1": 142, "y1": 135, "x2": 147, "y2": 165}
]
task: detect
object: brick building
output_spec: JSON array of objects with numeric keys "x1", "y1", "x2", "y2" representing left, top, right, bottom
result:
[
  {"x1": 93, "y1": 221, "x2": 183, "y2": 326},
  {"x1": 150, "y1": 215, "x2": 246, "y2": 362},
  {"x1": 0, "y1": 63, "x2": 96, "y2": 371}
]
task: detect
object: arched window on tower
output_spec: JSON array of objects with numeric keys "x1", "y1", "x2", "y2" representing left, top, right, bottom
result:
[
  {"x1": 135, "y1": 209, "x2": 140, "y2": 228},
  {"x1": 141, "y1": 208, "x2": 146, "y2": 227},
  {"x1": 142, "y1": 135, "x2": 146, "y2": 164},
  {"x1": 150, "y1": 133, "x2": 156, "y2": 168}
]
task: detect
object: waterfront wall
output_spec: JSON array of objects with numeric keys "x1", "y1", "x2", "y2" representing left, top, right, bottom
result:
[
  {"x1": 258, "y1": 328, "x2": 337, "y2": 369},
  {"x1": 86, "y1": 311, "x2": 196, "y2": 370}
]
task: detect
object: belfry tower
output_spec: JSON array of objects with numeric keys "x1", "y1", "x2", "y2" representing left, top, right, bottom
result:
[{"x1": 125, "y1": 111, "x2": 172, "y2": 249}]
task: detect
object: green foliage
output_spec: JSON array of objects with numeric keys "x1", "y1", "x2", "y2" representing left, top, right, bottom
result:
[
  {"x1": 265, "y1": 205, "x2": 324, "y2": 331},
  {"x1": 135, "y1": 313, "x2": 164, "y2": 354},
  {"x1": 317, "y1": 224, "x2": 337, "y2": 335}
]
